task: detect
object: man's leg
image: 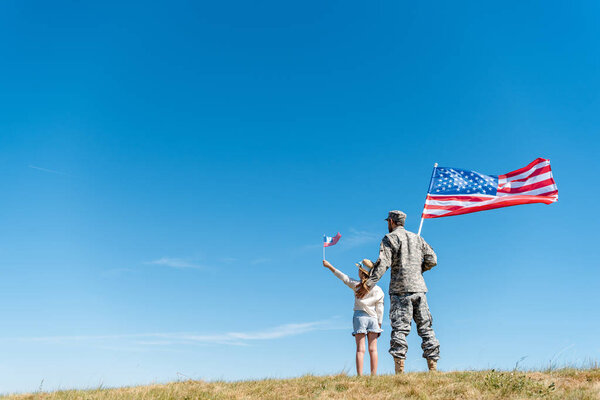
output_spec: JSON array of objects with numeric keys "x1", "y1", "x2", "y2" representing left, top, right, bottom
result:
[
  {"x1": 413, "y1": 293, "x2": 440, "y2": 368},
  {"x1": 389, "y1": 294, "x2": 413, "y2": 373}
]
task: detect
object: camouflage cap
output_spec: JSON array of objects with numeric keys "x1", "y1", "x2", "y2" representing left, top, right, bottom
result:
[{"x1": 385, "y1": 210, "x2": 406, "y2": 225}]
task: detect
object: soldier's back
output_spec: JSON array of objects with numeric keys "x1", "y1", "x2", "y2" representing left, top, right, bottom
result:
[{"x1": 387, "y1": 227, "x2": 428, "y2": 294}]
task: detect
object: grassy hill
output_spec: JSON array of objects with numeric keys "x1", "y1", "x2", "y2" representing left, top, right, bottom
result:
[{"x1": 3, "y1": 369, "x2": 599, "y2": 400}]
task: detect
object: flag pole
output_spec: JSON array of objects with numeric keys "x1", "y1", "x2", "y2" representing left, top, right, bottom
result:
[
  {"x1": 322, "y1": 235, "x2": 325, "y2": 260},
  {"x1": 417, "y1": 162, "x2": 438, "y2": 236}
]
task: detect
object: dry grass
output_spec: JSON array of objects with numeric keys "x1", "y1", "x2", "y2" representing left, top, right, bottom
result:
[{"x1": 3, "y1": 369, "x2": 599, "y2": 400}]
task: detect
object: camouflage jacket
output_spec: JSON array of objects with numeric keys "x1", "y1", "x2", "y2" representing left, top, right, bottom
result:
[{"x1": 365, "y1": 226, "x2": 437, "y2": 294}]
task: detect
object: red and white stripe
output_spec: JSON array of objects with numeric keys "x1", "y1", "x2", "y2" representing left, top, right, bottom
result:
[
  {"x1": 497, "y1": 158, "x2": 558, "y2": 197},
  {"x1": 323, "y1": 232, "x2": 341, "y2": 247},
  {"x1": 422, "y1": 158, "x2": 558, "y2": 219}
]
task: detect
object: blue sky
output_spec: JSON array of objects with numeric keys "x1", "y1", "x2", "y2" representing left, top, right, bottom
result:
[{"x1": 1, "y1": 0, "x2": 599, "y2": 394}]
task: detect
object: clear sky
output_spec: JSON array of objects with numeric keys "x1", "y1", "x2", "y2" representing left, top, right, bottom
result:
[{"x1": 1, "y1": 0, "x2": 599, "y2": 394}]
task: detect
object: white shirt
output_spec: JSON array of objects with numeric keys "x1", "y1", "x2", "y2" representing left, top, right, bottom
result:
[{"x1": 332, "y1": 267, "x2": 385, "y2": 325}]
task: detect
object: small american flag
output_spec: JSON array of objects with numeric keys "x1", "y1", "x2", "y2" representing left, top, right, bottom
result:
[
  {"x1": 323, "y1": 232, "x2": 341, "y2": 247},
  {"x1": 422, "y1": 158, "x2": 558, "y2": 219}
]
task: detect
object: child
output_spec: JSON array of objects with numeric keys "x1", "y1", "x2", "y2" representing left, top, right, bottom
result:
[{"x1": 322, "y1": 259, "x2": 384, "y2": 376}]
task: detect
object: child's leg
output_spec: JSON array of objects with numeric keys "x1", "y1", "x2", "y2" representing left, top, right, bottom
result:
[
  {"x1": 367, "y1": 332, "x2": 379, "y2": 375},
  {"x1": 354, "y1": 334, "x2": 366, "y2": 376}
]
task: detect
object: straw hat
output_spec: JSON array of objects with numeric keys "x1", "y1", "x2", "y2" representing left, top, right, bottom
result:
[{"x1": 355, "y1": 259, "x2": 374, "y2": 276}]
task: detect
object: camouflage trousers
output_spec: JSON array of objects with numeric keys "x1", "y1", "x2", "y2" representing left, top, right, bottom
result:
[{"x1": 389, "y1": 292, "x2": 440, "y2": 360}]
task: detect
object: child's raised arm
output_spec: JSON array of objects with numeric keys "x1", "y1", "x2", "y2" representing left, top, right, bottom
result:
[{"x1": 323, "y1": 260, "x2": 359, "y2": 290}]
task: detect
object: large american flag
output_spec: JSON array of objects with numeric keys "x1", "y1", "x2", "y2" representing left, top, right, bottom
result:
[{"x1": 422, "y1": 158, "x2": 558, "y2": 219}]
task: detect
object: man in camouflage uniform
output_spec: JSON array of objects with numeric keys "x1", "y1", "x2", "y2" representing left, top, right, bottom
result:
[{"x1": 356, "y1": 210, "x2": 440, "y2": 373}]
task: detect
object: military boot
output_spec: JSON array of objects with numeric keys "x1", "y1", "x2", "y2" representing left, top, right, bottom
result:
[
  {"x1": 394, "y1": 358, "x2": 405, "y2": 374},
  {"x1": 427, "y1": 359, "x2": 437, "y2": 372}
]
